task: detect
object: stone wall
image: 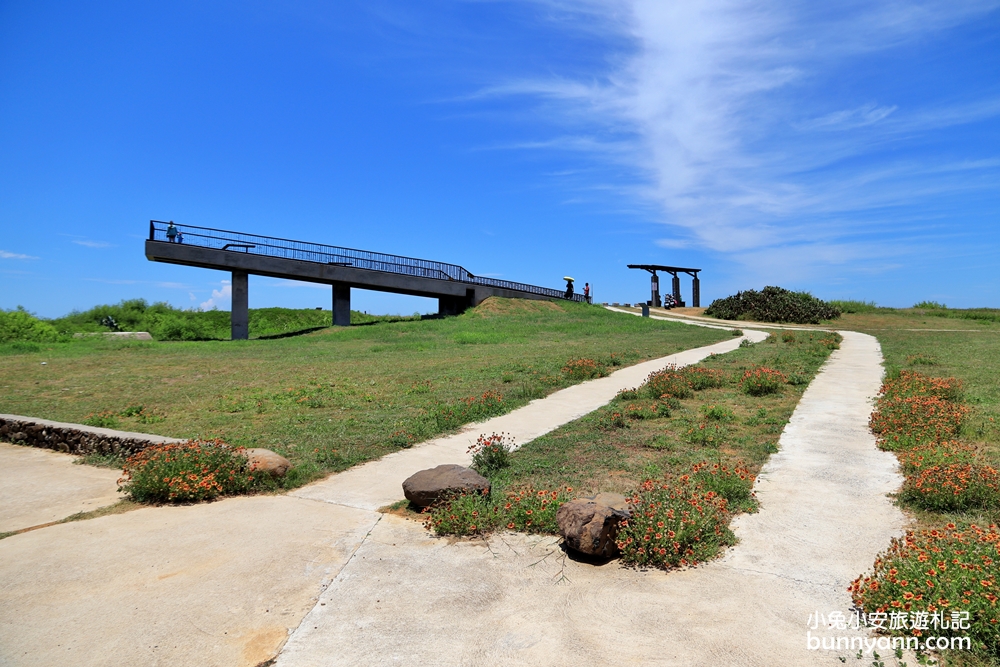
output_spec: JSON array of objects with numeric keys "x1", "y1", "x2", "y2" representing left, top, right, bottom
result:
[{"x1": 0, "y1": 414, "x2": 184, "y2": 457}]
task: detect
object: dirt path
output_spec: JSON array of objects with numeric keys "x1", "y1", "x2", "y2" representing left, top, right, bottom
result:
[
  {"x1": 0, "y1": 331, "x2": 764, "y2": 667},
  {"x1": 274, "y1": 331, "x2": 907, "y2": 666}
]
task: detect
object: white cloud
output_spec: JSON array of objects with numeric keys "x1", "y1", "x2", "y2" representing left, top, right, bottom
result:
[
  {"x1": 73, "y1": 240, "x2": 113, "y2": 248},
  {"x1": 798, "y1": 104, "x2": 898, "y2": 131},
  {"x1": 484, "y1": 0, "x2": 1000, "y2": 259},
  {"x1": 0, "y1": 250, "x2": 38, "y2": 259},
  {"x1": 200, "y1": 282, "x2": 232, "y2": 311}
]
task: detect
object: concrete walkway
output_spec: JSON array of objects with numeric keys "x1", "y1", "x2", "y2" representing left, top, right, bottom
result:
[
  {"x1": 0, "y1": 330, "x2": 764, "y2": 667},
  {"x1": 0, "y1": 443, "x2": 121, "y2": 533},
  {"x1": 290, "y1": 330, "x2": 765, "y2": 511},
  {"x1": 273, "y1": 331, "x2": 907, "y2": 666}
]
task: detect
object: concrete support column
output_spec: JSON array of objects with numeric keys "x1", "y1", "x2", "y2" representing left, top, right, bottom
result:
[
  {"x1": 672, "y1": 274, "x2": 682, "y2": 305},
  {"x1": 333, "y1": 283, "x2": 351, "y2": 326},
  {"x1": 651, "y1": 274, "x2": 660, "y2": 307},
  {"x1": 692, "y1": 276, "x2": 701, "y2": 308},
  {"x1": 231, "y1": 271, "x2": 249, "y2": 340}
]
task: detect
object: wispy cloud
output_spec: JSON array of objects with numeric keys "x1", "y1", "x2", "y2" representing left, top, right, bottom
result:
[
  {"x1": 797, "y1": 104, "x2": 898, "y2": 131},
  {"x1": 73, "y1": 240, "x2": 114, "y2": 248},
  {"x1": 0, "y1": 250, "x2": 38, "y2": 260},
  {"x1": 480, "y1": 0, "x2": 1000, "y2": 268}
]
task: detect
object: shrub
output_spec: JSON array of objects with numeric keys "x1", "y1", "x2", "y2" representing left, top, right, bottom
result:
[
  {"x1": 849, "y1": 523, "x2": 1000, "y2": 659},
  {"x1": 433, "y1": 390, "x2": 507, "y2": 429},
  {"x1": 616, "y1": 477, "x2": 736, "y2": 569},
  {"x1": 616, "y1": 387, "x2": 641, "y2": 401},
  {"x1": 895, "y1": 441, "x2": 977, "y2": 473},
  {"x1": 684, "y1": 366, "x2": 728, "y2": 390},
  {"x1": 118, "y1": 439, "x2": 259, "y2": 503},
  {"x1": 469, "y1": 432, "x2": 514, "y2": 476},
  {"x1": 691, "y1": 461, "x2": 757, "y2": 513},
  {"x1": 899, "y1": 463, "x2": 1000, "y2": 511},
  {"x1": 562, "y1": 358, "x2": 609, "y2": 381},
  {"x1": 780, "y1": 331, "x2": 796, "y2": 343},
  {"x1": 0, "y1": 307, "x2": 60, "y2": 343},
  {"x1": 704, "y1": 286, "x2": 841, "y2": 324},
  {"x1": 869, "y1": 395, "x2": 969, "y2": 450},
  {"x1": 426, "y1": 484, "x2": 574, "y2": 536},
  {"x1": 740, "y1": 367, "x2": 787, "y2": 396},
  {"x1": 599, "y1": 409, "x2": 628, "y2": 429},
  {"x1": 644, "y1": 366, "x2": 693, "y2": 399}
]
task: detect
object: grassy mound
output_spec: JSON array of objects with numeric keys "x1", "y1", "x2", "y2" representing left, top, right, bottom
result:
[
  {"x1": 48, "y1": 298, "x2": 414, "y2": 341},
  {"x1": 704, "y1": 286, "x2": 841, "y2": 324}
]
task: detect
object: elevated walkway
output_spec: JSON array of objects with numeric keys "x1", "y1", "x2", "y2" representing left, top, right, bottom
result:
[{"x1": 145, "y1": 221, "x2": 587, "y2": 339}]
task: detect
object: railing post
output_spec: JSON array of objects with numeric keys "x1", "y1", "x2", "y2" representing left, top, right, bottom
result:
[{"x1": 149, "y1": 220, "x2": 155, "y2": 241}]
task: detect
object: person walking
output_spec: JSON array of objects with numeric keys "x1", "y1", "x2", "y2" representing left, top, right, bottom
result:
[{"x1": 166, "y1": 221, "x2": 178, "y2": 243}]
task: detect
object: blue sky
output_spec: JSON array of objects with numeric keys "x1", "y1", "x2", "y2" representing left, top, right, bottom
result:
[{"x1": 2, "y1": 0, "x2": 998, "y2": 317}]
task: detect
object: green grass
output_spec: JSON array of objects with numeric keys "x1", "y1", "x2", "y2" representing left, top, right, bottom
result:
[
  {"x1": 839, "y1": 308, "x2": 1000, "y2": 667},
  {"x1": 840, "y1": 309, "x2": 1000, "y2": 519},
  {"x1": 0, "y1": 298, "x2": 729, "y2": 489},
  {"x1": 487, "y1": 330, "x2": 839, "y2": 497}
]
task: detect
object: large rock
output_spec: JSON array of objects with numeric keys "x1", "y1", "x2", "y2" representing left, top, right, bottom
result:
[
  {"x1": 402, "y1": 464, "x2": 490, "y2": 507},
  {"x1": 244, "y1": 448, "x2": 292, "y2": 477},
  {"x1": 557, "y1": 492, "x2": 631, "y2": 559}
]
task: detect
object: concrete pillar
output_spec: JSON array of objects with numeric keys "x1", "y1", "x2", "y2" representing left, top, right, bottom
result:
[
  {"x1": 333, "y1": 283, "x2": 351, "y2": 326},
  {"x1": 231, "y1": 271, "x2": 249, "y2": 340},
  {"x1": 672, "y1": 274, "x2": 682, "y2": 304},
  {"x1": 692, "y1": 275, "x2": 701, "y2": 308},
  {"x1": 651, "y1": 273, "x2": 661, "y2": 308}
]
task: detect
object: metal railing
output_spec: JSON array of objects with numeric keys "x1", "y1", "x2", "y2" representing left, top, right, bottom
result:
[{"x1": 149, "y1": 221, "x2": 588, "y2": 302}]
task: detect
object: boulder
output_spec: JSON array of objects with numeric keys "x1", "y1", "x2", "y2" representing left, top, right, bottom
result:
[
  {"x1": 402, "y1": 464, "x2": 490, "y2": 507},
  {"x1": 244, "y1": 448, "x2": 292, "y2": 477},
  {"x1": 557, "y1": 492, "x2": 631, "y2": 559}
]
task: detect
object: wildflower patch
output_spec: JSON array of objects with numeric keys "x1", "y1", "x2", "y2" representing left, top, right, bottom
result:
[
  {"x1": 850, "y1": 524, "x2": 1000, "y2": 658},
  {"x1": 117, "y1": 439, "x2": 261, "y2": 503}
]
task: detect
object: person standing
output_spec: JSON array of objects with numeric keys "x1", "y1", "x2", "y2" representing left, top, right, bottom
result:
[
  {"x1": 583, "y1": 282, "x2": 591, "y2": 303},
  {"x1": 166, "y1": 221, "x2": 178, "y2": 243}
]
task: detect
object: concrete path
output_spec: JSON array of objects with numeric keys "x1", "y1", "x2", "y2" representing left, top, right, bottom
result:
[
  {"x1": 274, "y1": 330, "x2": 907, "y2": 666},
  {"x1": 0, "y1": 443, "x2": 121, "y2": 533},
  {"x1": 290, "y1": 330, "x2": 765, "y2": 512},
  {"x1": 0, "y1": 330, "x2": 763, "y2": 667}
]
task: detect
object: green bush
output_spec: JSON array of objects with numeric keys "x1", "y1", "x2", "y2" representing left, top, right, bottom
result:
[
  {"x1": 705, "y1": 286, "x2": 841, "y2": 324},
  {"x1": 469, "y1": 432, "x2": 513, "y2": 476},
  {"x1": 49, "y1": 298, "x2": 365, "y2": 341},
  {"x1": 118, "y1": 439, "x2": 261, "y2": 503},
  {"x1": 0, "y1": 307, "x2": 61, "y2": 343},
  {"x1": 740, "y1": 367, "x2": 787, "y2": 396}
]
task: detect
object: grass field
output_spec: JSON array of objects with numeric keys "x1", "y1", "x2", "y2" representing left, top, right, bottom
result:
[
  {"x1": 0, "y1": 298, "x2": 730, "y2": 488},
  {"x1": 489, "y1": 330, "x2": 840, "y2": 497}
]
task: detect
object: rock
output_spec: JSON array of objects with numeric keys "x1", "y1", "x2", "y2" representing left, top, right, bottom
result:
[
  {"x1": 557, "y1": 493, "x2": 631, "y2": 559},
  {"x1": 244, "y1": 448, "x2": 292, "y2": 477},
  {"x1": 402, "y1": 464, "x2": 490, "y2": 507}
]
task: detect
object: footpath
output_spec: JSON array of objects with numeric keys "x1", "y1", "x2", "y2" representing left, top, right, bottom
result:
[
  {"x1": 273, "y1": 330, "x2": 907, "y2": 666},
  {"x1": 0, "y1": 330, "x2": 767, "y2": 667}
]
